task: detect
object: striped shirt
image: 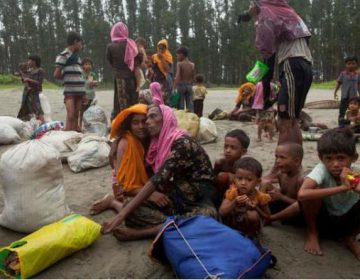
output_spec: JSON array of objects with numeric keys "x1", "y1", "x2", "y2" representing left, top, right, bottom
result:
[{"x1": 55, "y1": 48, "x2": 85, "y2": 96}]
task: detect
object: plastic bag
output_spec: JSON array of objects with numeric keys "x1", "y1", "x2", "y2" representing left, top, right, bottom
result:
[
  {"x1": 169, "y1": 90, "x2": 180, "y2": 108},
  {"x1": 32, "y1": 121, "x2": 64, "y2": 139},
  {"x1": 0, "y1": 124, "x2": 21, "y2": 145},
  {"x1": 246, "y1": 60, "x2": 269, "y2": 84},
  {"x1": 0, "y1": 214, "x2": 101, "y2": 279},
  {"x1": 197, "y1": 117, "x2": 218, "y2": 144},
  {"x1": 0, "y1": 140, "x2": 70, "y2": 233},
  {"x1": 83, "y1": 105, "x2": 108, "y2": 137},
  {"x1": 39, "y1": 93, "x2": 52, "y2": 122},
  {"x1": 67, "y1": 135, "x2": 110, "y2": 173},
  {"x1": 174, "y1": 110, "x2": 199, "y2": 138}
]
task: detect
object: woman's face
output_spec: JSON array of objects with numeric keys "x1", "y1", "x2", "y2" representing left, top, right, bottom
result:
[
  {"x1": 130, "y1": 114, "x2": 147, "y2": 139},
  {"x1": 158, "y1": 44, "x2": 166, "y2": 53},
  {"x1": 146, "y1": 106, "x2": 163, "y2": 137}
]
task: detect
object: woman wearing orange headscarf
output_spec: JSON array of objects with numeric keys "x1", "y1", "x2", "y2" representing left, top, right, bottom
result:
[
  {"x1": 151, "y1": 39, "x2": 173, "y2": 101},
  {"x1": 90, "y1": 104, "x2": 149, "y2": 216},
  {"x1": 229, "y1": 82, "x2": 257, "y2": 122}
]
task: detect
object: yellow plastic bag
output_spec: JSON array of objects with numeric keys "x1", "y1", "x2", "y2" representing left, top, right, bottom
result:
[
  {"x1": 0, "y1": 214, "x2": 101, "y2": 279},
  {"x1": 175, "y1": 110, "x2": 200, "y2": 138}
]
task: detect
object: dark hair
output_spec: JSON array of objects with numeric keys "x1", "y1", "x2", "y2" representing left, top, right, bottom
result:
[
  {"x1": 318, "y1": 128, "x2": 357, "y2": 157},
  {"x1": 348, "y1": 96, "x2": 360, "y2": 106},
  {"x1": 345, "y1": 56, "x2": 358, "y2": 64},
  {"x1": 278, "y1": 142, "x2": 304, "y2": 161},
  {"x1": 28, "y1": 55, "x2": 41, "y2": 67},
  {"x1": 195, "y1": 74, "x2": 204, "y2": 83},
  {"x1": 81, "y1": 57, "x2": 93, "y2": 66},
  {"x1": 226, "y1": 129, "x2": 250, "y2": 149},
  {"x1": 67, "y1": 32, "x2": 83, "y2": 46},
  {"x1": 176, "y1": 46, "x2": 189, "y2": 57},
  {"x1": 136, "y1": 37, "x2": 147, "y2": 47},
  {"x1": 234, "y1": 157, "x2": 263, "y2": 178}
]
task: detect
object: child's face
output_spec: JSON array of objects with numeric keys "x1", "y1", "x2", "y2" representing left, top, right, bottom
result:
[
  {"x1": 345, "y1": 60, "x2": 358, "y2": 72},
  {"x1": 27, "y1": 59, "x2": 35, "y2": 69},
  {"x1": 176, "y1": 53, "x2": 184, "y2": 61},
  {"x1": 275, "y1": 145, "x2": 300, "y2": 173},
  {"x1": 234, "y1": 168, "x2": 260, "y2": 195},
  {"x1": 320, "y1": 153, "x2": 358, "y2": 179},
  {"x1": 243, "y1": 87, "x2": 252, "y2": 95},
  {"x1": 82, "y1": 62, "x2": 92, "y2": 72},
  {"x1": 224, "y1": 136, "x2": 246, "y2": 163},
  {"x1": 73, "y1": 40, "x2": 83, "y2": 52},
  {"x1": 348, "y1": 101, "x2": 359, "y2": 111}
]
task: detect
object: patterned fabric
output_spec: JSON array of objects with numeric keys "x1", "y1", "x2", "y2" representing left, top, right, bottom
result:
[
  {"x1": 111, "y1": 76, "x2": 137, "y2": 120},
  {"x1": 55, "y1": 48, "x2": 85, "y2": 96}
]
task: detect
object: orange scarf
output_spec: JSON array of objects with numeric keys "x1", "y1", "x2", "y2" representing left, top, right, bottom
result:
[
  {"x1": 235, "y1": 82, "x2": 256, "y2": 105},
  {"x1": 117, "y1": 132, "x2": 149, "y2": 193},
  {"x1": 152, "y1": 39, "x2": 173, "y2": 77}
]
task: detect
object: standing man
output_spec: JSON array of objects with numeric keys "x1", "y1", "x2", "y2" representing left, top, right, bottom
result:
[{"x1": 239, "y1": 0, "x2": 313, "y2": 144}]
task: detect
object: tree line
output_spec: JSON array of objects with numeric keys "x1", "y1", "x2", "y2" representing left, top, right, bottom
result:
[{"x1": 0, "y1": 0, "x2": 359, "y2": 85}]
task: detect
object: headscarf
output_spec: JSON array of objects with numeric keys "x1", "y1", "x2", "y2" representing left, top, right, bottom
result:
[
  {"x1": 110, "y1": 103, "x2": 148, "y2": 140},
  {"x1": 110, "y1": 104, "x2": 149, "y2": 192},
  {"x1": 110, "y1": 22, "x2": 138, "y2": 71},
  {"x1": 146, "y1": 105, "x2": 188, "y2": 172},
  {"x1": 152, "y1": 39, "x2": 173, "y2": 77},
  {"x1": 150, "y1": 82, "x2": 165, "y2": 105},
  {"x1": 236, "y1": 82, "x2": 256, "y2": 105},
  {"x1": 255, "y1": 0, "x2": 311, "y2": 59}
]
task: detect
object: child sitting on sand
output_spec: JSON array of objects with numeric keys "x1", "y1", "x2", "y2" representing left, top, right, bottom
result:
[
  {"x1": 219, "y1": 157, "x2": 271, "y2": 237},
  {"x1": 345, "y1": 96, "x2": 360, "y2": 133},
  {"x1": 214, "y1": 129, "x2": 250, "y2": 202},
  {"x1": 230, "y1": 82, "x2": 256, "y2": 121},
  {"x1": 252, "y1": 81, "x2": 277, "y2": 141},
  {"x1": 298, "y1": 128, "x2": 360, "y2": 260},
  {"x1": 261, "y1": 142, "x2": 304, "y2": 224}
]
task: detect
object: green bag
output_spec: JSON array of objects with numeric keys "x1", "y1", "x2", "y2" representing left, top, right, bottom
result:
[
  {"x1": 169, "y1": 90, "x2": 180, "y2": 108},
  {"x1": 246, "y1": 60, "x2": 270, "y2": 84}
]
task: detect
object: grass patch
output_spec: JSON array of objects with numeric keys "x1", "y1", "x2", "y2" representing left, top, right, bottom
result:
[
  {"x1": 311, "y1": 80, "x2": 336, "y2": 90},
  {"x1": 0, "y1": 74, "x2": 60, "y2": 90}
]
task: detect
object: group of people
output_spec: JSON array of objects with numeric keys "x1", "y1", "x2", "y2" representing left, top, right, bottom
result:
[{"x1": 13, "y1": 0, "x2": 360, "y2": 267}]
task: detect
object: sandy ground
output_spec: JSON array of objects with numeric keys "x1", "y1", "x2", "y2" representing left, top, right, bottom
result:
[{"x1": 1, "y1": 87, "x2": 360, "y2": 278}]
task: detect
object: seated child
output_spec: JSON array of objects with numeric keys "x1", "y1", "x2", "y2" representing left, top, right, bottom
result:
[
  {"x1": 345, "y1": 96, "x2": 360, "y2": 133},
  {"x1": 214, "y1": 129, "x2": 250, "y2": 200},
  {"x1": 219, "y1": 157, "x2": 271, "y2": 237},
  {"x1": 252, "y1": 81, "x2": 277, "y2": 141},
  {"x1": 230, "y1": 82, "x2": 256, "y2": 122},
  {"x1": 298, "y1": 128, "x2": 360, "y2": 260},
  {"x1": 261, "y1": 142, "x2": 304, "y2": 224}
]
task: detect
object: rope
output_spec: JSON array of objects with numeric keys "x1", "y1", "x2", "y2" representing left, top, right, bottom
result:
[{"x1": 172, "y1": 222, "x2": 223, "y2": 279}]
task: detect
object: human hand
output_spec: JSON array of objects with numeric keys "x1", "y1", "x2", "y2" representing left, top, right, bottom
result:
[
  {"x1": 340, "y1": 167, "x2": 358, "y2": 190},
  {"x1": 101, "y1": 214, "x2": 124, "y2": 234},
  {"x1": 90, "y1": 81, "x2": 97, "y2": 88},
  {"x1": 148, "y1": 191, "x2": 171, "y2": 207},
  {"x1": 334, "y1": 92, "x2": 338, "y2": 101},
  {"x1": 235, "y1": 195, "x2": 252, "y2": 207},
  {"x1": 268, "y1": 188, "x2": 283, "y2": 202}
]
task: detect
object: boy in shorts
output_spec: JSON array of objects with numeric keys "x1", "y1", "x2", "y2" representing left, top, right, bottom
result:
[{"x1": 54, "y1": 32, "x2": 85, "y2": 131}]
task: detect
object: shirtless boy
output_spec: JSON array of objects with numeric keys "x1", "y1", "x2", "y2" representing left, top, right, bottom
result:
[
  {"x1": 173, "y1": 46, "x2": 195, "y2": 112},
  {"x1": 261, "y1": 142, "x2": 304, "y2": 223},
  {"x1": 214, "y1": 129, "x2": 250, "y2": 204}
]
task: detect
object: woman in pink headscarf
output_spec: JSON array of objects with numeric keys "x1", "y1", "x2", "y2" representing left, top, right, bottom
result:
[
  {"x1": 106, "y1": 22, "x2": 141, "y2": 120},
  {"x1": 149, "y1": 82, "x2": 165, "y2": 105},
  {"x1": 101, "y1": 104, "x2": 217, "y2": 241}
]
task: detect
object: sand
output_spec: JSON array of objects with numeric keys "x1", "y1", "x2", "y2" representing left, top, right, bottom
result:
[{"x1": 0, "y1": 87, "x2": 360, "y2": 278}]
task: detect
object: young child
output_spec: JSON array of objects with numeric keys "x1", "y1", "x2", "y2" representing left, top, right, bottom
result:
[
  {"x1": 230, "y1": 82, "x2": 256, "y2": 121},
  {"x1": 334, "y1": 56, "x2": 360, "y2": 126},
  {"x1": 134, "y1": 37, "x2": 147, "y2": 92},
  {"x1": 214, "y1": 129, "x2": 250, "y2": 202},
  {"x1": 173, "y1": 46, "x2": 195, "y2": 112},
  {"x1": 298, "y1": 128, "x2": 360, "y2": 260},
  {"x1": 261, "y1": 142, "x2": 304, "y2": 224},
  {"x1": 252, "y1": 81, "x2": 277, "y2": 141},
  {"x1": 81, "y1": 58, "x2": 98, "y2": 112},
  {"x1": 54, "y1": 32, "x2": 85, "y2": 131},
  {"x1": 192, "y1": 74, "x2": 208, "y2": 118},
  {"x1": 17, "y1": 55, "x2": 45, "y2": 123},
  {"x1": 219, "y1": 157, "x2": 271, "y2": 237},
  {"x1": 345, "y1": 96, "x2": 360, "y2": 133}
]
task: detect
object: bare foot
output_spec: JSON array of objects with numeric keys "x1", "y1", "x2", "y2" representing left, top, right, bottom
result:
[
  {"x1": 304, "y1": 232, "x2": 323, "y2": 256},
  {"x1": 90, "y1": 194, "x2": 114, "y2": 215},
  {"x1": 344, "y1": 235, "x2": 360, "y2": 261},
  {"x1": 113, "y1": 227, "x2": 139, "y2": 241}
]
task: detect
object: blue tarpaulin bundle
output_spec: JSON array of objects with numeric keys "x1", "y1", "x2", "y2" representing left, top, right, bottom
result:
[{"x1": 150, "y1": 215, "x2": 272, "y2": 279}]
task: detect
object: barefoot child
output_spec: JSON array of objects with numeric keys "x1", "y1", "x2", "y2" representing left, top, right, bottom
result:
[
  {"x1": 298, "y1": 128, "x2": 360, "y2": 260},
  {"x1": 261, "y1": 142, "x2": 304, "y2": 223},
  {"x1": 219, "y1": 157, "x2": 271, "y2": 237},
  {"x1": 192, "y1": 74, "x2": 208, "y2": 118},
  {"x1": 345, "y1": 96, "x2": 360, "y2": 133},
  {"x1": 214, "y1": 129, "x2": 250, "y2": 201},
  {"x1": 54, "y1": 32, "x2": 85, "y2": 131}
]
